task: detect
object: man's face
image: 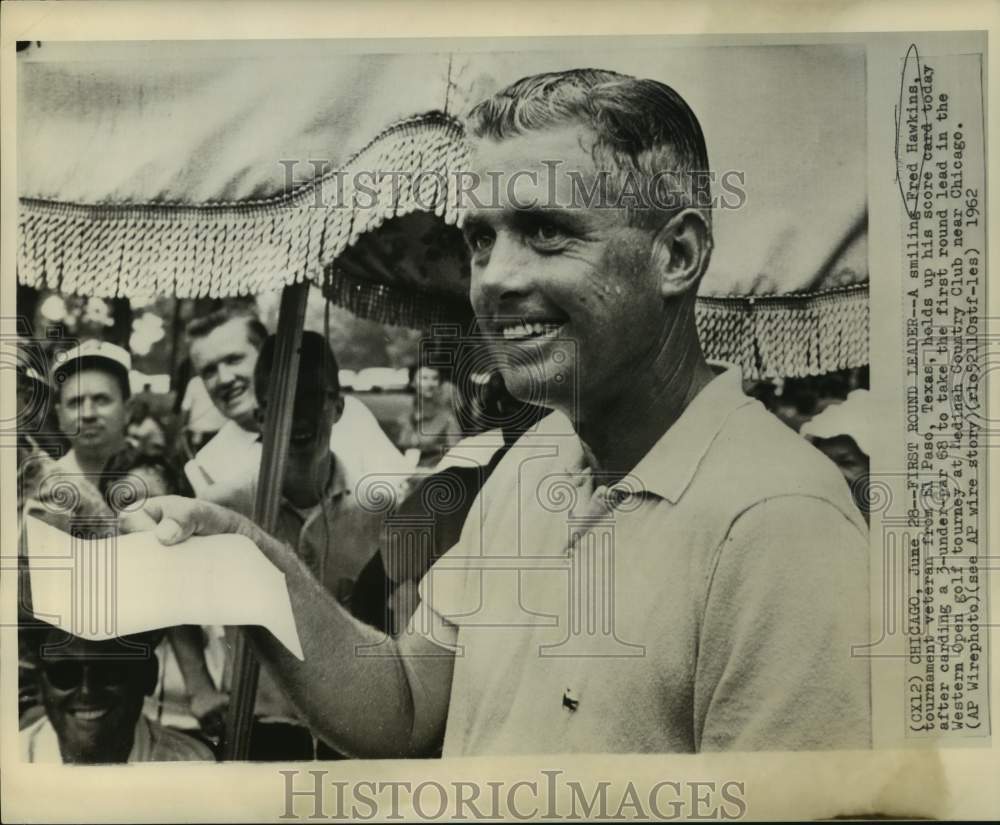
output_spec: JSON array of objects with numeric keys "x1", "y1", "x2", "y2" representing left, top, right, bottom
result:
[
  {"x1": 189, "y1": 319, "x2": 260, "y2": 428},
  {"x1": 463, "y1": 125, "x2": 667, "y2": 418},
  {"x1": 414, "y1": 367, "x2": 441, "y2": 400},
  {"x1": 127, "y1": 417, "x2": 167, "y2": 457},
  {"x1": 37, "y1": 635, "x2": 155, "y2": 764},
  {"x1": 260, "y1": 386, "x2": 343, "y2": 499},
  {"x1": 57, "y1": 369, "x2": 127, "y2": 455}
]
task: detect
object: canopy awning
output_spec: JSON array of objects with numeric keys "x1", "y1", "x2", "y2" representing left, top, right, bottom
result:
[{"x1": 18, "y1": 41, "x2": 868, "y2": 377}]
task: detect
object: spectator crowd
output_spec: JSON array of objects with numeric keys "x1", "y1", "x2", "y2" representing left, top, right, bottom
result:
[{"x1": 17, "y1": 303, "x2": 870, "y2": 764}]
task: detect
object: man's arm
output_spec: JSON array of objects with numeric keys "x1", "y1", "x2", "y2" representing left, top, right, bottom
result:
[
  {"x1": 694, "y1": 495, "x2": 871, "y2": 752},
  {"x1": 132, "y1": 496, "x2": 456, "y2": 758}
]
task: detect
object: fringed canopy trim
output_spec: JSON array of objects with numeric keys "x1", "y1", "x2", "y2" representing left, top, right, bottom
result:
[
  {"x1": 695, "y1": 284, "x2": 868, "y2": 379},
  {"x1": 18, "y1": 108, "x2": 868, "y2": 377},
  {"x1": 18, "y1": 112, "x2": 468, "y2": 301}
]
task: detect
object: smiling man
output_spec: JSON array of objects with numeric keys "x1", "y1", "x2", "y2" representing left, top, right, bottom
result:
[
  {"x1": 21, "y1": 627, "x2": 213, "y2": 763},
  {"x1": 133, "y1": 69, "x2": 871, "y2": 757},
  {"x1": 183, "y1": 310, "x2": 269, "y2": 494},
  {"x1": 183, "y1": 308, "x2": 410, "y2": 498}
]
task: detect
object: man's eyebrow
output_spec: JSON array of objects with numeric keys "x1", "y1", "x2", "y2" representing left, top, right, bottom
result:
[
  {"x1": 460, "y1": 213, "x2": 490, "y2": 233},
  {"x1": 512, "y1": 206, "x2": 588, "y2": 230}
]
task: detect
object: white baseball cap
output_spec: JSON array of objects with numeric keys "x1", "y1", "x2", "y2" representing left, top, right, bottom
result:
[{"x1": 52, "y1": 340, "x2": 132, "y2": 391}]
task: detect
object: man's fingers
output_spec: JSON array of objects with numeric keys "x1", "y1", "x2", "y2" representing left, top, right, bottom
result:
[
  {"x1": 120, "y1": 495, "x2": 239, "y2": 545},
  {"x1": 155, "y1": 517, "x2": 189, "y2": 546},
  {"x1": 133, "y1": 496, "x2": 198, "y2": 545},
  {"x1": 118, "y1": 508, "x2": 158, "y2": 534}
]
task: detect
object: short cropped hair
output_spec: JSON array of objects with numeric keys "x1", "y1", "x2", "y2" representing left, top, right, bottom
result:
[
  {"x1": 253, "y1": 330, "x2": 341, "y2": 405},
  {"x1": 467, "y1": 68, "x2": 713, "y2": 231},
  {"x1": 185, "y1": 309, "x2": 268, "y2": 351}
]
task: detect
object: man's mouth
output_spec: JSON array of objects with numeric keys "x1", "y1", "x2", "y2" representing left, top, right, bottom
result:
[
  {"x1": 68, "y1": 707, "x2": 110, "y2": 721},
  {"x1": 497, "y1": 321, "x2": 565, "y2": 342},
  {"x1": 220, "y1": 385, "x2": 247, "y2": 405}
]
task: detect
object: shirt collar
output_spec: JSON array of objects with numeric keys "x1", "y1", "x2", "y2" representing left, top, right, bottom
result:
[
  {"x1": 628, "y1": 363, "x2": 754, "y2": 503},
  {"x1": 534, "y1": 363, "x2": 752, "y2": 505},
  {"x1": 281, "y1": 452, "x2": 349, "y2": 521},
  {"x1": 328, "y1": 453, "x2": 349, "y2": 498},
  {"x1": 129, "y1": 714, "x2": 152, "y2": 762}
]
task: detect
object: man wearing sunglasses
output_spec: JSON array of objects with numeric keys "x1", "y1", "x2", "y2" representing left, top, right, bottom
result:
[
  {"x1": 197, "y1": 331, "x2": 387, "y2": 761},
  {"x1": 20, "y1": 626, "x2": 214, "y2": 763}
]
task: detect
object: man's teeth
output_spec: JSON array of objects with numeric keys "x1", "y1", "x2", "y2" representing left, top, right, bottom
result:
[
  {"x1": 72, "y1": 709, "x2": 109, "y2": 721},
  {"x1": 500, "y1": 322, "x2": 563, "y2": 340}
]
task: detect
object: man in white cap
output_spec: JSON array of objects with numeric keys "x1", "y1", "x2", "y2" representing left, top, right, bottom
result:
[
  {"x1": 49, "y1": 340, "x2": 133, "y2": 488},
  {"x1": 20, "y1": 339, "x2": 132, "y2": 540}
]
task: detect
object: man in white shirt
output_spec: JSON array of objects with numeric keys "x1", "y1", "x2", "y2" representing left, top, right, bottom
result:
[
  {"x1": 26, "y1": 341, "x2": 132, "y2": 535},
  {"x1": 183, "y1": 309, "x2": 410, "y2": 497},
  {"x1": 133, "y1": 69, "x2": 871, "y2": 757}
]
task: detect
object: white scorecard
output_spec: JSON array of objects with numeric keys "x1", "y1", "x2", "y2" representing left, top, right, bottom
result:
[{"x1": 24, "y1": 515, "x2": 304, "y2": 660}]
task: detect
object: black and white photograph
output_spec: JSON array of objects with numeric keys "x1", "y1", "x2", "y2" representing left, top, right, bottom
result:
[{"x1": 2, "y1": 3, "x2": 993, "y2": 822}]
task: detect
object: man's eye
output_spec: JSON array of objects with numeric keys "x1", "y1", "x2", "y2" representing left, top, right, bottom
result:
[
  {"x1": 531, "y1": 223, "x2": 565, "y2": 245},
  {"x1": 467, "y1": 231, "x2": 494, "y2": 253}
]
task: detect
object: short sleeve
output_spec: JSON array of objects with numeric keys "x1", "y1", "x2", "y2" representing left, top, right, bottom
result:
[
  {"x1": 695, "y1": 495, "x2": 871, "y2": 751},
  {"x1": 415, "y1": 520, "x2": 479, "y2": 632}
]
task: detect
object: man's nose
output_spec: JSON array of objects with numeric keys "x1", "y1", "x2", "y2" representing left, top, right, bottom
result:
[
  {"x1": 471, "y1": 235, "x2": 532, "y2": 313},
  {"x1": 77, "y1": 665, "x2": 100, "y2": 697},
  {"x1": 217, "y1": 363, "x2": 236, "y2": 384},
  {"x1": 79, "y1": 399, "x2": 98, "y2": 419}
]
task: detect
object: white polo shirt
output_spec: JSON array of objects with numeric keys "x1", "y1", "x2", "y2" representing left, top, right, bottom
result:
[{"x1": 417, "y1": 366, "x2": 871, "y2": 755}]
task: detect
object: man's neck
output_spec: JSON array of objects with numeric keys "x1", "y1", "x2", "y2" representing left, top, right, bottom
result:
[
  {"x1": 283, "y1": 453, "x2": 335, "y2": 510},
  {"x1": 70, "y1": 445, "x2": 117, "y2": 481},
  {"x1": 574, "y1": 338, "x2": 715, "y2": 483},
  {"x1": 232, "y1": 413, "x2": 259, "y2": 434},
  {"x1": 60, "y1": 732, "x2": 133, "y2": 764}
]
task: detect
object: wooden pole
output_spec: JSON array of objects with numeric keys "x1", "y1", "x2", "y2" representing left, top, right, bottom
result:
[{"x1": 222, "y1": 281, "x2": 310, "y2": 760}]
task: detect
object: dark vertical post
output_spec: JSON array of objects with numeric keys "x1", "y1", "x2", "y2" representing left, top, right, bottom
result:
[{"x1": 222, "y1": 281, "x2": 309, "y2": 760}]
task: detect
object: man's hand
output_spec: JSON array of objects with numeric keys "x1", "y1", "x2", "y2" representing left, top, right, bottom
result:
[
  {"x1": 121, "y1": 495, "x2": 247, "y2": 545},
  {"x1": 189, "y1": 688, "x2": 230, "y2": 739}
]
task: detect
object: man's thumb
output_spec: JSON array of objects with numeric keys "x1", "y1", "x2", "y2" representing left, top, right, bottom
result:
[{"x1": 155, "y1": 517, "x2": 186, "y2": 545}]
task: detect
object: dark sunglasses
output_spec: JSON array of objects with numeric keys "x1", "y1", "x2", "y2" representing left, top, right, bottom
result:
[
  {"x1": 255, "y1": 390, "x2": 339, "y2": 441},
  {"x1": 41, "y1": 659, "x2": 136, "y2": 691}
]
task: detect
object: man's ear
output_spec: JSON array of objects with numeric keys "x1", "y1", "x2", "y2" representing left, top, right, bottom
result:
[
  {"x1": 331, "y1": 395, "x2": 345, "y2": 426},
  {"x1": 650, "y1": 209, "x2": 712, "y2": 299}
]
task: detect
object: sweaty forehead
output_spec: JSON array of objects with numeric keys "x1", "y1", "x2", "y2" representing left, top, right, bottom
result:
[
  {"x1": 466, "y1": 124, "x2": 604, "y2": 213},
  {"x1": 60, "y1": 369, "x2": 120, "y2": 400},
  {"x1": 190, "y1": 319, "x2": 256, "y2": 366}
]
